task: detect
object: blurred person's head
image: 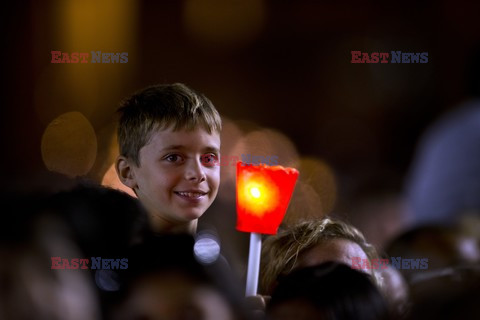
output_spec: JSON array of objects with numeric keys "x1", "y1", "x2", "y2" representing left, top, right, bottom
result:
[
  {"x1": 44, "y1": 184, "x2": 151, "y2": 258},
  {"x1": 407, "y1": 265, "x2": 480, "y2": 320},
  {"x1": 385, "y1": 225, "x2": 480, "y2": 281},
  {"x1": 267, "y1": 262, "x2": 389, "y2": 320},
  {"x1": 0, "y1": 193, "x2": 101, "y2": 320},
  {"x1": 379, "y1": 264, "x2": 409, "y2": 319},
  {"x1": 42, "y1": 184, "x2": 154, "y2": 318},
  {"x1": 405, "y1": 42, "x2": 480, "y2": 227},
  {"x1": 405, "y1": 98, "x2": 480, "y2": 226},
  {"x1": 260, "y1": 218, "x2": 379, "y2": 295},
  {"x1": 115, "y1": 83, "x2": 222, "y2": 234},
  {"x1": 111, "y1": 234, "x2": 245, "y2": 320}
]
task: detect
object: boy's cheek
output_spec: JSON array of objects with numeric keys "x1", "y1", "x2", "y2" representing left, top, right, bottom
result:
[
  {"x1": 209, "y1": 170, "x2": 221, "y2": 192},
  {"x1": 212, "y1": 175, "x2": 221, "y2": 192}
]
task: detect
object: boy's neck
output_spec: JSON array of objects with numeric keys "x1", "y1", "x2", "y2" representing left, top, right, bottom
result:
[{"x1": 150, "y1": 216, "x2": 198, "y2": 235}]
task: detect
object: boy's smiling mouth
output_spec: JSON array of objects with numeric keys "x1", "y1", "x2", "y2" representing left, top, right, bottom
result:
[{"x1": 174, "y1": 190, "x2": 208, "y2": 201}]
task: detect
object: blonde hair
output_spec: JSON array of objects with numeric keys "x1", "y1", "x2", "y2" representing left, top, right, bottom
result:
[
  {"x1": 260, "y1": 217, "x2": 380, "y2": 294},
  {"x1": 117, "y1": 83, "x2": 222, "y2": 166}
]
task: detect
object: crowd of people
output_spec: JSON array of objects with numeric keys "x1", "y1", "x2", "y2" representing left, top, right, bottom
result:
[{"x1": 1, "y1": 83, "x2": 479, "y2": 319}]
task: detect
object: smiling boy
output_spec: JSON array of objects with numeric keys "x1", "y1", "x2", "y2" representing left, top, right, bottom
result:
[{"x1": 115, "y1": 83, "x2": 221, "y2": 234}]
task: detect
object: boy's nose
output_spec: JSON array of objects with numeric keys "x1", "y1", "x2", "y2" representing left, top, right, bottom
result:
[{"x1": 184, "y1": 158, "x2": 207, "y2": 182}]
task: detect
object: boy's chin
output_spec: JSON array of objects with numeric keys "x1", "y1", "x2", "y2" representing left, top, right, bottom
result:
[
  {"x1": 174, "y1": 199, "x2": 213, "y2": 220},
  {"x1": 178, "y1": 207, "x2": 208, "y2": 221}
]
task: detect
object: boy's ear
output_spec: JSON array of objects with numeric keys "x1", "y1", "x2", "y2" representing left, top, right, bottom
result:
[{"x1": 115, "y1": 155, "x2": 137, "y2": 189}]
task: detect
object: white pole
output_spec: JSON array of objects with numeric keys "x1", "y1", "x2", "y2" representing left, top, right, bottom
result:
[{"x1": 245, "y1": 232, "x2": 262, "y2": 296}]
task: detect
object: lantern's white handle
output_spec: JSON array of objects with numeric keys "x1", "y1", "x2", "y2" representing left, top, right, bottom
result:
[{"x1": 245, "y1": 232, "x2": 262, "y2": 296}]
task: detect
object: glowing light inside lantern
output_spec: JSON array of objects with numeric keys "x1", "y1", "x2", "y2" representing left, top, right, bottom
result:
[
  {"x1": 250, "y1": 187, "x2": 261, "y2": 198},
  {"x1": 237, "y1": 173, "x2": 279, "y2": 217},
  {"x1": 236, "y1": 162, "x2": 299, "y2": 234}
]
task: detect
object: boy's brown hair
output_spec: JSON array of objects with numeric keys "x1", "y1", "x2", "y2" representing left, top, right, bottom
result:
[
  {"x1": 117, "y1": 83, "x2": 222, "y2": 166},
  {"x1": 260, "y1": 217, "x2": 380, "y2": 295}
]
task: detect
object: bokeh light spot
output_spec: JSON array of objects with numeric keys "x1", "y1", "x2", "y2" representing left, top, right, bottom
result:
[
  {"x1": 194, "y1": 232, "x2": 221, "y2": 265},
  {"x1": 283, "y1": 157, "x2": 337, "y2": 225},
  {"x1": 231, "y1": 128, "x2": 299, "y2": 168},
  {"x1": 41, "y1": 111, "x2": 97, "y2": 177}
]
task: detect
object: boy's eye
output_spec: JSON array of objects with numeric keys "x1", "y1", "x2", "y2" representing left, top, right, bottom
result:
[
  {"x1": 164, "y1": 154, "x2": 184, "y2": 163},
  {"x1": 201, "y1": 154, "x2": 219, "y2": 167}
]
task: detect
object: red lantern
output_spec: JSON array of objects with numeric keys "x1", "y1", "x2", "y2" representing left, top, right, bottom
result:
[{"x1": 236, "y1": 162, "x2": 299, "y2": 235}]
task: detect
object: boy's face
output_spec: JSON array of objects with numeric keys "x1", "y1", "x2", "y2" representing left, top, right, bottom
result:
[{"x1": 130, "y1": 127, "x2": 220, "y2": 227}]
